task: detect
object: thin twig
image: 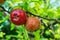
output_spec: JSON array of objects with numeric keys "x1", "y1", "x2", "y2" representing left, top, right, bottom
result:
[
  {"x1": 26, "y1": 11, "x2": 60, "y2": 23},
  {"x1": 0, "y1": 6, "x2": 10, "y2": 13}
]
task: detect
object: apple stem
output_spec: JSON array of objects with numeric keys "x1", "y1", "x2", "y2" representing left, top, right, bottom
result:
[{"x1": 0, "y1": 6, "x2": 10, "y2": 13}]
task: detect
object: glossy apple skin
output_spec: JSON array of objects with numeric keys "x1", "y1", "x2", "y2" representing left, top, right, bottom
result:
[
  {"x1": 10, "y1": 9, "x2": 27, "y2": 25},
  {"x1": 26, "y1": 16, "x2": 40, "y2": 32}
]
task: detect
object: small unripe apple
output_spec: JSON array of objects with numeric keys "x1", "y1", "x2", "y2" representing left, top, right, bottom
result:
[
  {"x1": 26, "y1": 16, "x2": 41, "y2": 32},
  {"x1": 10, "y1": 9, "x2": 27, "y2": 25}
]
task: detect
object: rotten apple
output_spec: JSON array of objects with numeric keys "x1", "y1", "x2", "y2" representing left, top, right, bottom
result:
[{"x1": 26, "y1": 16, "x2": 41, "y2": 32}]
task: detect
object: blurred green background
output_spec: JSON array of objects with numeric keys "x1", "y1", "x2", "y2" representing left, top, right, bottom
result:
[{"x1": 0, "y1": 0, "x2": 60, "y2": 40}]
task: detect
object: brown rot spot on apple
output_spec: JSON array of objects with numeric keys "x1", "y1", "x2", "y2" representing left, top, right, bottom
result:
[
  {"x1": 14, "y1": 15, "x2": 18, "y2": 19},
  {"x1": 26, "y1": 16, "x2": 41, "y2": 32},
  {"x1": 13, "y1": 13, "x2": 19, "y2": 20},
  {"x1": 10, "y1": 9, "x2": 27, "y2": 25}
]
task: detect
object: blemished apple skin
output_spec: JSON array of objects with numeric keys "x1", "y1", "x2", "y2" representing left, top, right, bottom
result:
[{"x1": 26, "y1": 16, "x2": 40, "y2": 32}]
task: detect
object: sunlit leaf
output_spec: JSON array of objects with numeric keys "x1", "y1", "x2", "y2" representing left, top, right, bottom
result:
[
  {"x1": 0, "y1": 32, "x2": 5, "y2": 37},
  {"x1": 11, "y1": 23, "x2": 15, "y2": 30},
  {"x1": 12, "y1": 0, "x2": 20, "y2": 3}
]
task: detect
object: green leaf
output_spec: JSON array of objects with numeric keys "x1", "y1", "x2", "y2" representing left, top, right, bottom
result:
[
  {"x1": 3, "y1": 1, "x2": 10, "y2": 10},
  {"x1": 40, "y1": 38, "x2": 48, "y2": 40},
  {"x1": 34, "y1": 2, "x2": 40, "y2": 8},
  {"x1": 0, "y1": 32, "x2": 5, "y2": 37},
  {"x1": 23, "y1": 2, "x2": 28, "y2": 11},
  {"x1": 56, "y1": 14, "x2": 60, "y2": 19},
  {"x1": 29, "y1": 2, "x2": 35, "y2": 8},
  {"x1": 0, "y1": 15, "x2": 9, "y2": 23},
  {"x1": 45, "y1": 30, "x2": 51, "y2": 35},
  {"x1": 11, "y1": 23, "x2": 15, "y2": 30},
  {"x1": 40, "y1": 12, "x2": 47, "y2": 17},
  {"x1": 16, "y1": 25, "x2": 24, "y2": 40},
  {"x1": 41, "y1": 25, "x2": 45, "y2": 30},
  {"x1": 47, "y1": 10, "x2": 55, "y2": 18},
  {"x1": 10, "y1": 6, "x2": 21, "y2": 12},
  {"x1": 17, "y1": 25, "x2": 24, "y2": 33},
  {"x1": 12, "y1": 0, "x2": 20, "y2": 3},
  {"x1": 31, "y1": 0, "x2": 40, "y2": 2},
  {"x1": 28, "y1": 8, "x2": 37, "y2": 15},
  {"x1": 54, "y1": 24, "x2": 59, "y2": 31},
  {"x1": 23, "y1": 0, "x2": 28, "y2": 2},
  {"x1": 43, "y1": 19, "x2": 49, "y2": 25},
  {"x1": 6, "y1": 35, "x2": 17, "y2": 40},
  {"x1": 0, "y1": 12, "x2": 4, "y2": 20},
  {"x1": 23, "y1": 25, "x2": 30, "y2": 40},
  {"x1": 54, "y1": 34, "x2": 60, "y2": 38},
  {"x1": 0, "y1": 12, "x2": 4, "y2": 17},
  {"x1": 6, "y1": 35, "x2": 12, "y2": 40},
  {"x1": 34, "y1": 30, "x2": 40, "y2": 40}
]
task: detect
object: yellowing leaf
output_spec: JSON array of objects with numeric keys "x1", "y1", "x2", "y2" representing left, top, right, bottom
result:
[
  {"x1": 54, "y1": 34, "x2": 60, "y2": 38},
  {"x1": 38, "y1": 9, "x2": 44, "y2": 14},
  {"x1": 35, "y1": 2, "x2": 40, "y2": 8},
  {"x1": 12, "y1": 0, "x2": 20, "y2": 3},
  {"x1": 55, "y1": 12, "x2": 60, "y2": 18},
  {"x1": 7, "y1": 1, "x2": 14, "y2": 7}
]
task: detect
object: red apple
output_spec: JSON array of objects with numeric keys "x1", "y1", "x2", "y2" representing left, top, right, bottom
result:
[{"x1": 10, "y1": 9, "x2": 27, "y2": 25}]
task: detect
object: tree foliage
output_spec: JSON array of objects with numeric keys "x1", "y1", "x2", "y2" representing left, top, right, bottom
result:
[{"x1": 0, "y1": 0, "x2": 60, "y2": 40}]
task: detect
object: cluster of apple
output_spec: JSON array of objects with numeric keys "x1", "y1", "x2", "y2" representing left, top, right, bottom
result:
[
  {"x1": 10, "y1": 9, "x2": 41, "y2": 32},
  {"x1": 0, "y1": 0, "x2": 41, "y2": 32}
]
